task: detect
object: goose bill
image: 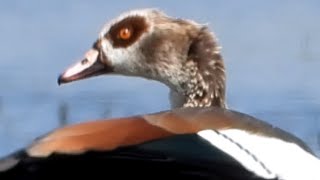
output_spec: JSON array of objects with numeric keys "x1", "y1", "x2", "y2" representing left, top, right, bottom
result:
[{"x1": 58, "y1": 49, "x2": 112, "y2": 85}]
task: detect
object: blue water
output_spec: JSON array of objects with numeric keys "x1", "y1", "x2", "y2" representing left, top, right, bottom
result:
[{"x1": 0, "y1": 1, "x2": 320, "y2": 157}]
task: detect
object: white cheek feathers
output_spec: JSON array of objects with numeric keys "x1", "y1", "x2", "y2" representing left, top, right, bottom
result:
[
  {"x1": 101, "y1": 39, "x2": 131, "y2": 65},
  {"x1": 100, "y1": 37, "x2": 146, "y2": 75}
]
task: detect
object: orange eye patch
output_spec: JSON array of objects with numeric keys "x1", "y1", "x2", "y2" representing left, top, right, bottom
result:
[{"x1": 118, "y1": 27, "x2": 132, "y2": 40}]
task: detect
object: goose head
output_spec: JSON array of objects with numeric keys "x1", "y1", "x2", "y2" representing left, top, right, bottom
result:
[{"x1": 58, "y1": 9, "x2": 226, "y2": 108}]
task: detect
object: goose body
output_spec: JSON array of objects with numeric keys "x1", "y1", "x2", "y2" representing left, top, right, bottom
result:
[{"x1": 0, "y1": 8, "x2": 319, "y2": 179}]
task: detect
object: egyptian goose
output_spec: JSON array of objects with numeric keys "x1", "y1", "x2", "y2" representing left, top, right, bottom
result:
[{"x1": 0, "y1": 9, "x2": 319, "y2": 180}]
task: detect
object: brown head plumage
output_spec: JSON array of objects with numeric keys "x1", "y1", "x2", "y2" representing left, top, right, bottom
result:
[{"x1": 58, "y1": 9, "x2": 226, "y2": 108}]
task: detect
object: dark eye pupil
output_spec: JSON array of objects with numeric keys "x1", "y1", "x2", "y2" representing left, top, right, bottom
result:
[
  {"x1": 123, "y1": 29, "x2": 129, "y2": 34},
  {"x1": 119, "y1": 27, "x2": 132, "y2": 40}
]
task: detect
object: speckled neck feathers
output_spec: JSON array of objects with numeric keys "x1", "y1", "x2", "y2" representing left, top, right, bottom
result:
[{"x1": 169, "y1": 27, "x2": 226, "y2": 108}]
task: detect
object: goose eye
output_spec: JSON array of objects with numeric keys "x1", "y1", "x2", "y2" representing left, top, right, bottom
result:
[{"x1": 118, "y1": 27, "x2": 132, "y2": 40}]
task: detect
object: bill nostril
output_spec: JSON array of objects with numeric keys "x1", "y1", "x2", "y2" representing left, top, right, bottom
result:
[{"x1": 81, "y1": 59, "x2": 89, "y2": 65}]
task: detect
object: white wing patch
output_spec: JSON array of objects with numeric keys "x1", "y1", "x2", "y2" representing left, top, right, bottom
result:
[
  {"x1": 198, "y1": 129, "x2": 276, "y2": 179},
  {"x1": 198, "y1": 129, "x2": 320, "y2": 180}
]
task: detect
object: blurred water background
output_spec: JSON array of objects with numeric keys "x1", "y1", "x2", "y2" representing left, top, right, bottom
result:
[{"x1": 0, "y1": 0, "x2": 320, "y2": 157}]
